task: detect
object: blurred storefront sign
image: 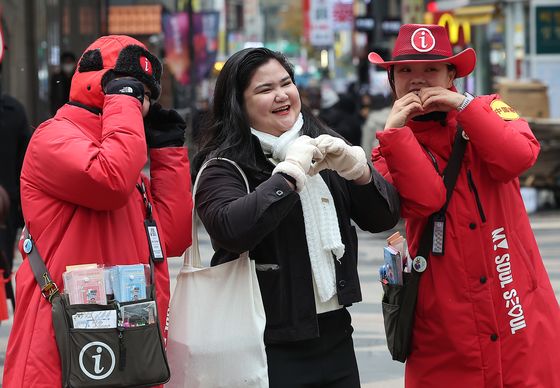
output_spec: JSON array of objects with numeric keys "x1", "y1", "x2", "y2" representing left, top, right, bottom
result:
[
  {"x1": 243, "y1": 0, "x2": 262, "y2": 42},
  {"x1": 437, "y1": 12, "x2": 471, "y2": 45},
  {"x1": 108, "y1": 5, "x2": 162, "y2": 35},
  {"x1": 332, "y1": 1, "x2": 353, "y2": 31},
  {"x1": 425, "y1": 5, "x2": 495, "y2": 45},
  {"x1": 529, "y1": 3, "x2": 560, "y2": 118},
  {"x1": 536, "y1": 5, "x2": 560, "y2": 54},
  {"x1": 381, "y1": 20, "x2": 402, "y2": 36},
  {"x1": 454, "y1": 5, "x2": 494, "y2": 25},
  {"x1": 354, "y1": 17, "x2": 374, "y2": 32},
  {"x1": 354, "y1": 18, "x2": 401, "y2": 36},
  {"x1": 309, "y1": 0, "x2": 334, "y2": 46},
  {"x1": 402, "y1": 0, "x2": 425, "y2": 24},
  {"x1": 162, "y1": 11, "x2": 219, "y2": 85},
  {"x1": 425, "y1": 11, "x2": 471, "y2": 45}
]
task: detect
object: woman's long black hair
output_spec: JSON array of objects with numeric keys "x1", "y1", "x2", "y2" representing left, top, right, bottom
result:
[{"x1": 192, "y1": 47, "x2": 328, "y2": 174}]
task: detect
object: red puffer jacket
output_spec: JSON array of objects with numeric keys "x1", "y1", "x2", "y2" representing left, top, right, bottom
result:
[
  {"x1": 3, "y1": 37, "x2": 192, "y2": 387},
  {"x1": 372, "y1": 95, "x2": 560, "y2": 388}
]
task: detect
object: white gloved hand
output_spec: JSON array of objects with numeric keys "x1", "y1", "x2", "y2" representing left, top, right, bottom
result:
[
  {"x1": 273, "y1": 135, "x2": 323, "y2": 192},
  {"x1": 309, "y1": 134, "x2": 368, "y2": 181}
]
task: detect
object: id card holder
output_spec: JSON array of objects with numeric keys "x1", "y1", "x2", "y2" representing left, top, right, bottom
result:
[
  {"x1": 432, "y1": 213, "x2": 445, "y2": 256},
  {"x1": 144, "y1": 219, "x2": 164, "y2": 262}
]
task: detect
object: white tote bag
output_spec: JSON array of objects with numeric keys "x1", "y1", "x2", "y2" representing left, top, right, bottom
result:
[{"x1": 166, "y1": 158, "x2": 269, "y2": 388}]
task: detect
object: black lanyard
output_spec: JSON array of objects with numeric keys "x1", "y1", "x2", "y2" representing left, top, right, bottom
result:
[
  {"x1": 136, "y1": 178, "x2": 164, "y2": 263},
  {"x1": 422, "y1": 126, "x2": 467, "y2": 257}
]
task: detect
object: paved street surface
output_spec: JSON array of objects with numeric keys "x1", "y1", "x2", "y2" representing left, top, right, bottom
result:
[{"x1": 1, "y1": 210, "x2": 559, "y2": 387}]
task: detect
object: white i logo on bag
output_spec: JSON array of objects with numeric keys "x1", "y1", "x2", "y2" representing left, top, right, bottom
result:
[{"x1": 79, "y1": 341, "x2": 116, "y2": 380}]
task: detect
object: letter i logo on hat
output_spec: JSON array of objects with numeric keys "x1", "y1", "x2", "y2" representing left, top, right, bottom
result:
[
  {"x1": 411, "y1": 28, "x2": 436, "y2": 53},
  {"x1": 140, "y1": 56, "x2": 153, "y2": 76}
]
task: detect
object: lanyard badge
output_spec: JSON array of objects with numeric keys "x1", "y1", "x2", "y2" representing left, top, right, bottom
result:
[
  {"x1": 144, "y1": 219, "x2": 164, "y2": 262},
  {"x1": 137, "y1": 180, "x2": 164, "y2": 262},
  {"x1": 432, "y1": 213, "x2": 445, "y2": 256}
]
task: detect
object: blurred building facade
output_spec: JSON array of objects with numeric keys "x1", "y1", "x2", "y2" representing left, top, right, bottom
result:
[{"x1": 1, "y1": 0, "x2": 559, "y2": 126}]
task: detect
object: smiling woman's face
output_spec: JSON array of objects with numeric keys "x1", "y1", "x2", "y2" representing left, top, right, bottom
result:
[
  {"x1": 393, "y1": 62, "x2": 455, "y2": 99},
  {"x1": 243, "y1": 59, "x2": 301, "y2": 137}
]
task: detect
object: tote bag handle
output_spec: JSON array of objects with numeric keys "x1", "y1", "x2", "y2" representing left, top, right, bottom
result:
[{"x1": 186, "y1": 157, "x2": 251, "y2": 268}]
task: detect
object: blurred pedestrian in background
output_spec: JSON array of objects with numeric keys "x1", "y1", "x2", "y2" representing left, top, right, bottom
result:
[
  {"x1": 3, "y1": 35, "x2": 192, "y2": 386},
  {"x1": 49, "y1": 51, "x2": 77, "y2": 115},
  {"x1": 0, "y1": 184, "x2": 12, "y2": 322},
  {"x1": 361, "y1": 93, "x2": 392, "y2": 151},
  {"x1": 299, "y1": 84, "x2": 321, "y2": 116},
  {"x1": 191, "y1": 97, "x2": 210, "y2": 150},
  {"x1": 319, "y1": 88, "x2": 363, "y2": 146},
  {"x1": 192, "y1": 47, "x2": 399, "y2": 388},
  {"x1": 0, "y1": 66, "x2": 31, "y2": 310},
  {"x1": 371, "y1": 23, "x2": 560, "y2": 387}
]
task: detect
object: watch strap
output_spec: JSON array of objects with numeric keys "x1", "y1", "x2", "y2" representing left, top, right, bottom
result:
[{"x1": 457, "y1": 92, "x2": 474, "y2": 111}]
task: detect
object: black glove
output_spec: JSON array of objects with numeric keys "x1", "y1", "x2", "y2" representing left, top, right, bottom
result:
[
  {"x1": 144, "y1": 103, "x2": 186, "y2": 148},
  {"x1": 104, "y1": 77, "x2": 145, "y2": 104}
]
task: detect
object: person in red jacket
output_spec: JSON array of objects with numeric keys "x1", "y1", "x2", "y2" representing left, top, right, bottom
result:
[
  {"x1": 370, "y1": 24, "x2": 560, "y2": 387},
  {"x1": 3, "y1": 35, "x2": 192, "y2": 386}
]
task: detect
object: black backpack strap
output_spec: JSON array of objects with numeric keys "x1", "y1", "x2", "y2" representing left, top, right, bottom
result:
[
  {"x1": 415, "y1": 125, "x2": 467, "y2": 261},
  {"x1": 441, "y1": 126, "x2": 468, "y2": 212}
]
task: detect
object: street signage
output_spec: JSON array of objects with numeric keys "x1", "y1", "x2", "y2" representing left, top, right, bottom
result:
[
  {"x1": 536, "y1": 6, "x2": 560, "y2": 54},
  {"x1": 309, "y1": 0, "x2": 334, "y2": 46},
  {"x1": 354, "y1": 17, "x2": 401, "y2": 36}
]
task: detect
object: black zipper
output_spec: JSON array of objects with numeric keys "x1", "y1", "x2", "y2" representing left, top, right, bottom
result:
[
  {"x1": 421, "y1": 145, "x2": 441, "y2": 175},
  {"x1": 467, "y1": 170, "x2": 486, "y2": 223}
]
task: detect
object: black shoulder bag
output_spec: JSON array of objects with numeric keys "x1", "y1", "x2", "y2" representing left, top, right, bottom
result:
[
  {"x1": 382, "y1": 126, "x2": 467, "y2": 362},
  {"x1": 24, "y1": 179, "x2": 170, "y2": 387}
]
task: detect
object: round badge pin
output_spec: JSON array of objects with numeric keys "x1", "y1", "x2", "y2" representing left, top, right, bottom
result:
[
  {"x1": 23, "y1": 238, "x2": 33, "y2": 254},
  {"x1": 413, "y1": 256, "x2": 428, "y2": 273}
]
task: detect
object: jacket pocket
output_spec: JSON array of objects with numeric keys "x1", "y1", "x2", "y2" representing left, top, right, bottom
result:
[
  {"x1": 509, "y1": 230, "x2": 538, "y2": 292},
  {"x1": 467, "y1": 170, "x2": 486, "y2": 223},
  {"x1": 255, "y1": 264, "x2": 280, "y2": 272},
  {"x1": 255, "y1": 266, "x2": 287, "y2": 328}
]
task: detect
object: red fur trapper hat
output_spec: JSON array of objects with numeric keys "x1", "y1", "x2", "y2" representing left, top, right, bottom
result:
[{"x1": 69, "y1": 35, "x2": 162, "y2": 110}]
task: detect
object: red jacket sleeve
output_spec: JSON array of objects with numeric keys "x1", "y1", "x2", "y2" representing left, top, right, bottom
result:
[
  {"x1": 149, "y1": 147, "x2": 193, "y2": 257},
  {"x1": 373, "y1": 127, "x2": 446, "y2": 218},
  {"x1": 24, "y1": 95, "x2": 147, "y2": 210},
  {"x1": 457, "y1": 95, "x2": 540, "y2": 182}
]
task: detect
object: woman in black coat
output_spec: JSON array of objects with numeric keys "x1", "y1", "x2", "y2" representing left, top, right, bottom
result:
[
  {"x1": 192, "y1": 47, "x2": 400, "y2": 388},
  {"x1": 0, "y1": 92, "x2": 31, "y2": 310}
]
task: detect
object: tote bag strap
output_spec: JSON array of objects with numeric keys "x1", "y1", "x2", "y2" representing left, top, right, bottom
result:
[{"x1": 186, "y1": 157, "x2": 251, "y2": 268}]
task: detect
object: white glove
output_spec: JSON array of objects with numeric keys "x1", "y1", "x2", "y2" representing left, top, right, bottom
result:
[
  {"x1": 273, "y1": 135, "x2": 323, "y2": 192},
  {"x1": 309, "y1": 134, "x2": 368, "y2": 181}
]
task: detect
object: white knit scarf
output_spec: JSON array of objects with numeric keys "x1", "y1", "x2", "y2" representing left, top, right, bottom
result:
[{"x1": 251, "y1": 114, "x2": 345, "y2": 302}]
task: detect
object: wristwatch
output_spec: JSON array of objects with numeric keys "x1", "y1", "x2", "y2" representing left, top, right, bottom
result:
[{"x1": 457, "y1": 92, "x2": 474, "y2": 111}]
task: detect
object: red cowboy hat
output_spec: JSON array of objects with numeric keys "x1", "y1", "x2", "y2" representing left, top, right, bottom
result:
[{"x1": 368, "y1": 24, "x2": 476, "y2": 78}]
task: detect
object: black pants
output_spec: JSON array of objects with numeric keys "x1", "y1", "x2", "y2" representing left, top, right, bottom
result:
[{"x1": 266, "y1": 308, "x2": 361, "y2": 388}]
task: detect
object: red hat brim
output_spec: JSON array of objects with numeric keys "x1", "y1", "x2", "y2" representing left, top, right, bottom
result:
[{"x1": 368, "y1": 47, "x2": 476, "y2": 78}]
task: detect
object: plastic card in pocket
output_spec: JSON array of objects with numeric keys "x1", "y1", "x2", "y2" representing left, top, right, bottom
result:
[
  {"x1": 120, "y1": 300, "x2": 157, "y2": 328},
  {"x1": 72, "y1": 310, "x2": 117, "y2": 329}
]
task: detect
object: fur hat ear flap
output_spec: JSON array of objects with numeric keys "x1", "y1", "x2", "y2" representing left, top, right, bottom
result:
[
  {"x1": 113, "y1": 45, "x2": 162, "y2": 100},
  {"x1": 78, "y1": 49, "x2": 103, "y2": 72},
  {"x1": 100, "y1": 70, "x2": 118, "y2": 91}
]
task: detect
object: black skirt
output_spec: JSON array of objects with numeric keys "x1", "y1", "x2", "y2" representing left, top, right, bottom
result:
[{"x1": 265, "y1": 308, "x2": 360, "y2": 388}]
